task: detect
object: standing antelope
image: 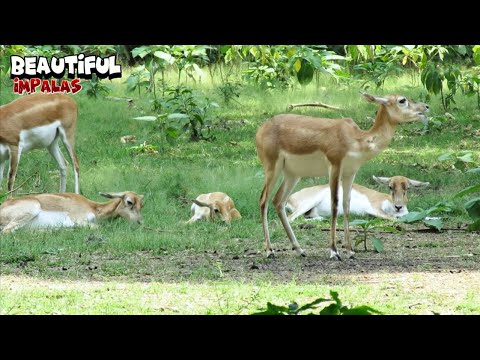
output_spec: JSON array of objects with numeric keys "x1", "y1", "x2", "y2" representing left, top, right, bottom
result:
[
  {"x1": 0, "y1": 191, "x2": 144, "y2": 233},
  {"x1": 256, "y1": 93, "x2": 429, "y2": 259},
  {"x1": 187, "y1": 192, "x2": 241, "y2": 224},
  {"x1": 0, "y1": 93, "x2": 80, "y2": 195},
  {"x1": 286, "y1": 175, "x2": 430, "y2": 222}
]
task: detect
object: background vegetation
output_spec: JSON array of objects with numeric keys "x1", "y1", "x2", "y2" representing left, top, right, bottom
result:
[{"x1": 0, "y1": 45, "x2": 479, "y2": 314}]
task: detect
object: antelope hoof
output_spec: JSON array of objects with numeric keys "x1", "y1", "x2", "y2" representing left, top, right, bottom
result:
[
  {"x1": 329, "y1": 249, "x2": 342, "y2": 261},
  {"x1": 293, "y1": 247, "x2": 306, "y2": 257},
  {"x1": 266, "y1": 249, "x2": 275, "y2": 258},
  {"x1": 346, "y1": 250, "x2": 356, "y2": 259}
]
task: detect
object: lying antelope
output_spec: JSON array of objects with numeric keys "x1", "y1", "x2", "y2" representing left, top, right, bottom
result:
[
  {"x1": 256, "y1": 93, "x2": 429, "y2": 259},
  {"x1": 0, "y1": 93, "x2": 80, "y2": 195},
  {"x1": 0, "y1": 191, "x2": 144, "y2": 233},
  {"x1": 286, "y1": 175, "x2": 430, "y2": 222},
  {"x1": 187, "y1": 192, "x2": 241, "y2": 224}
]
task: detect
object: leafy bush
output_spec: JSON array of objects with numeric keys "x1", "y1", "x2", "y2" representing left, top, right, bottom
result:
[
  {"x1": 81, "y1": 74, "x2": 111, "y2": 99},
  {"x1": 253, "y1": 290, "x2": 381, "y2": 315},
  {"x1": 454, "y1": 185, "x2": 480, "y2": 231},
  {"x1": 216, "y1": 79, "x2": 242, "y2": 104}
]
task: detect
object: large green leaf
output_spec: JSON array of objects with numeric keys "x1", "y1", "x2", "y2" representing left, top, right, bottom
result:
[
  {"x1": 319, "y1": 303, "x2": 341, "y2": 315},
  {"x1": 371, "y1": 237, "x2": 384, "y2": 253},
  {"x1": 437, "y1": 152, "x2": 454, "y2": 161},
  {"x1": 454, "y1": 184, "x2": 480, "y2": 199},
  {"x1": 465, "y1": 197, "x2": 480, "y2": 220},
  {"x1": 297, "y1": 59, "x2": 314, "y2": 86},
  {"x1": 458, "y1": 153, "x2": 474, "y2": 163},
  {"x1": 131, "y1": 46, "x2": 150, "y2": 59},
  {"x1": 154, "y1": 51, "x2": 174, "y2": 64},
  {"x1": 466, "y1": 168, "x2": 480, "y2": 174},
  {"x1": 399, "y1": 211, "x2": 427, "y2": 223},
  {"x1": 423, "y1": 218, "x2": 444, "y2": 231}
]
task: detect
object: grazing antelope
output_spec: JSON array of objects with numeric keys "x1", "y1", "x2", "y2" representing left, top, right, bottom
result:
[
  {"x1": 0, "y1": 191, "x2": 144, "y2": 233},
  {"x1": 187, "y1": 192, "x2": 241, "y2": 224},
  {"x1": 0, "y1": 93, "x2": 80, "y2": 195},
  {"x1": 256, "y1": 93, "x2": 429, "y2": 259},
  {"x1": 286, "y1": 175, "x2": 430, "y2": 222}
]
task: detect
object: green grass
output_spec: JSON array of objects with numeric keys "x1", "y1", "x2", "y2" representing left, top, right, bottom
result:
[
  {"x1": 2, "y1": 273, "x2": 479, "y2": 315},
  {"x1": 1, "y1": 70, "x2": 479, "y2": 314}
]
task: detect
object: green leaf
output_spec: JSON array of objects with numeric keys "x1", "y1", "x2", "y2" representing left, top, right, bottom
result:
[
  {"x1": 165, "y1": 127, "x2": 181, "y2": 139},
  {"x1": 371, "y1": 237, "x2": 384, "y2": 253},
  {"x1": 423, "y1": 218, "x2": 444, "y2": 231},
  {"x1": 132, "y1": 116, "x2": 157, "y2": 121},
  {"x1": 253, "y1": 302, "x2": 290, "y2": 315},
  {"x1": 329, "y1": 290, "x2": 341, "y2": 307},
  {"x1": 168, "y1": 113, "x2": 190, "y2": 120},
  {"x1": 297, "y1": 297, "x2": 331, "y2": 313},
  {"x1": 467, "y1": 219, "x2": 480, "y2": 231},
  {"x1": 437, "y1": 152, "x2": 454, "y2": 161},
  {"x1": 399, "y1": 211, "x2": 427, "y2": 223},
  {"x1": 466, "y1": 168, "x2": 480, "y2": 174},
  {"x1": 458, "y1": 153, "x2": 474, "y2": 163},
  {"x1": 293, "y1": 59, "x2": 301, "y2": 73},
  {"x1": 454, "y1": 184, "x2": 480, "y2": 199},
  {"x1": 473, "y1": 45, "x2": 480, "y2": 65},
  {"x1": 457, "y1": 45, "x2": 467, "y2": 55},
  {"x1": 319, "y1": 303, "x2": 341, "y2": 315},
  {"x1": 341, "y1": 306, "x2": 381, "y2": 315},
  {"x1": 131, "y1": 46, "x2": 149, "y2": 59},
  {"x1": 297, "y1": 59, "x2": 314, "y2": 86},
  {"x1": 349, "y1": 219, "x2": 371, "y2": 228},
  {"x1": 153, "y1": 51, "x2": 174, "y2": 64},
  {"x1": 426, "y1": 202, "x2": 453, "y2": 215},
  {"x1": 126, "y1": 75, "x2": 138, "y2": 92},
  {"x1": 465, "y1": 197, "x2": 480, "y2": 220}
]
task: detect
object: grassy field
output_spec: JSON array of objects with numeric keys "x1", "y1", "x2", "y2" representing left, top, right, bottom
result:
[{"x1": 1, "y1": 71, "x2": 479, "y2": 315}]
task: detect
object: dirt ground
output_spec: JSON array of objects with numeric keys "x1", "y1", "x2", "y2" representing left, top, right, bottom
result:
[{"x1": 2, "y1": 226, "x2": 478, "y2": 285}]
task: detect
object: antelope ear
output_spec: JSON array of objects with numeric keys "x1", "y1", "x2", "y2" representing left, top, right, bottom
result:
[
  {"x1": 139, "y1": 195, "x2": 145, "y2": 206},
  {"x1": 408, "y1": 179, "x2": 430, "y2": 188},
  {"x1": 372, "y1": 176, "x2": 390, "y2": 186},
  {"x1": 362, "y1": 93, "x2": 389, "y2": 105},
  {"x1": 99, "y1": 192, "x2": 125, "y2": 199}
]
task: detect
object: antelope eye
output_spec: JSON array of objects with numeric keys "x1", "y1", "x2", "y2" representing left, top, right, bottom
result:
[
  {"x1": 127, "y1": 200, "x2": 134, "y2": 206},
  {"x1": 399, "y1": 98, "x2": 407, "y2": 104},
  {"x1": 214, "y1": 208, "x2": 220, "y2": 213},
  {"x1": 389, "y1": 186, "x2": 393, "y2": 190}
]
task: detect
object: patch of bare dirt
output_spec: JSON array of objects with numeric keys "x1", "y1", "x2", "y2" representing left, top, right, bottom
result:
[{"x1": 1, "y1": 229, "x2": 479, "y2": 286}]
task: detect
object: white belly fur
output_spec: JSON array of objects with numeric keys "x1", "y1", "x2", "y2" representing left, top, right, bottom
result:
[
  {"x1": 19, "y1": 121, "x2": 62, "y2": 152},
  {"x1": 311, "y1": 188, "x2": 377, "y2": 216},
  {"x1": 27, "y1": 210, "x2": 76, "y2": 229}
]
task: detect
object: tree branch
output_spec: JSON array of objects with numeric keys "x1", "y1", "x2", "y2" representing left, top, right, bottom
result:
[{"x1": 287, "y1": 102, "x2": 343, "y2": 111}]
